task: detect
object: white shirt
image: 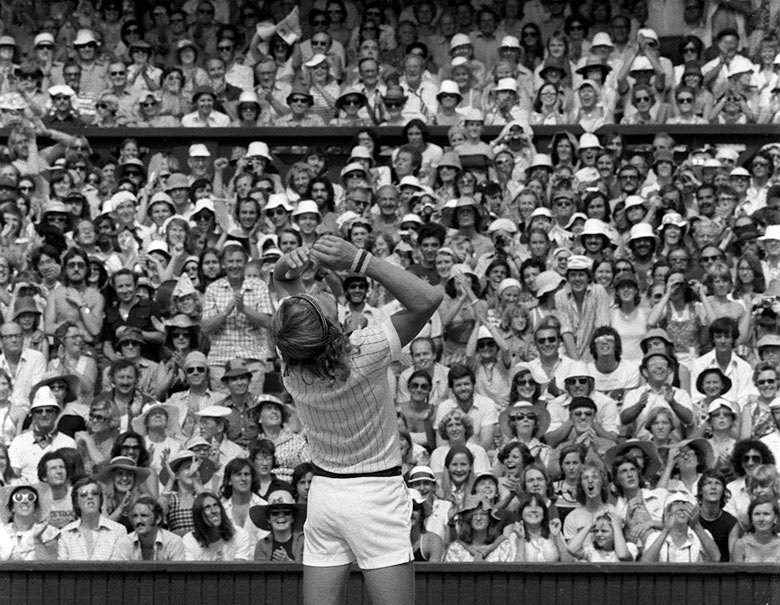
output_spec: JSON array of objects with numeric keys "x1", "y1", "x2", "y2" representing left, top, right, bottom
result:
[
  {"x1": 182, "y1": 526, "x2": 252, "y2": 561},
  {"x1": 644, "y1": 527, "x2": 712, "y2": 562},
  {"x1": 622, "y1": 385, "x2": 694, "y2": 440},
  {"x1": 433, "y1": 394, "x2": 499, "y2": 445},
  {"x1": 283, "y1": 320, "x2": 403, "y2": 474},
  {"x1": 0, "y1": 349, "x2": 47, "y2": 410},
  {"x1": 587, "y1": 360, "x2": 642, "y2": 395},
  {"x1": 9, "y1": 430, "x2": 76, "y2": 482},
  {"x1": 181, "y1": 111, "x2": 231, "y2": 127}
]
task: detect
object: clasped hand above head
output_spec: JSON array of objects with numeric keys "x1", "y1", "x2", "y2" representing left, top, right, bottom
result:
[
  {"x1": 311, "y1": 235, "x2": 359, "y2": 272},
  {"x1": 277, "y1": 235, "x2": 359, "y2": 280}
]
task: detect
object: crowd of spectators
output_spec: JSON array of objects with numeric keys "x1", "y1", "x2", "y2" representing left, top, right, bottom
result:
[
  {"x1": 0, "y1": 0, "x2": 778, "y2": 569},
  {"x1": 0, "y1": 0, "x2": 776, "y2": 127}
]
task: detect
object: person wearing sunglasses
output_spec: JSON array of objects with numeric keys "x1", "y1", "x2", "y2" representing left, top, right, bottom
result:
[
  {"x1": 45, "y1": 247, "x2": 104, "y2": 353},
  {"x1": 669, "y1": 85, "x2": 707, "y2": 124},
  {"x1": 8, "y1": 385, "x2": 75, "y2": 483},
  {"x1": 546, "y1": 360, "x2": 620, "y2": 449},
  {"x1": 526, "y1": 317, "x2": 575, "y2": 395},
  {"x1": 279, "y1": 83, "x2": 325, "y2": 126},
  {"x1": 126, "y1": 40, "x2": 161, "y2": 94},
  {"x1": 0, "y1": 482, "x2": 58, "y2": 560},
  {"x1": 44, "y1": 83, "x2": 85, "y2": 129},
  {"x1": 58, "y1": 477, "x2": 126, "y2": 561},
  {"x1": 70, "y1": 29, "x2": 108, "y2": 95},
  {"x1": 166, "y1": 351, "x2": 220, "y2": 429},
  {"x1": 331, "y1": 88, "x2": 370, "y2": 126},
  {"x1": 555, "y1": 396, "x2": 617, "y2": 469},
  {"x1": 724, "y1": 439, "x2": 776, "y2": 529},
  {"x1": 132, "y1": 91, "x2": 177, "y2": 127}
]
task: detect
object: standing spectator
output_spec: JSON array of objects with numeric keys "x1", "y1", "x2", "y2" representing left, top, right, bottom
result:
[
  {"x1": 0, "y1": 321, "x2": 46, "y2": 412},
  {"x1": 202, "y1": 244, "x2": 273, "y2": 394},
  {"x1": 69, "y1": 30, "x2": 108, "y2": 96},
  {"x1": 553, "y1": 255, "x2": 611, "y2": 361},
  {"x1": 44, "y1": 248, "x2": 104, "y2": 350},
  {"x1": 433, "y1": 364, "x2": 498, "y2": 452}
]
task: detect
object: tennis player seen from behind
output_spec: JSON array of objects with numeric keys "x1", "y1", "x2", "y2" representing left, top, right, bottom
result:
[{"x1": 272, "y1": 235, "x2": 442, "y2": 605}]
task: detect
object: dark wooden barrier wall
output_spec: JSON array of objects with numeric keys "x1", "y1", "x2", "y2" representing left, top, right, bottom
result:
[
  {"x1": 20, "y1": 124, "x2": 780, "y2": 185},
  {"x1": 0, "y1": 563, "x2": 777, "y2": 605}
]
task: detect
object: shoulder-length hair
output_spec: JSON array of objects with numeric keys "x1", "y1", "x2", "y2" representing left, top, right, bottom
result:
[
  {"x1": 403, "y1": 119, "x2": 430, "y2": 145},
  {"x1": 533, "y1": 82, "x2": 562, "y2": 114},
  {"x1": 307, "y1": 176, "x2": 335, "y2": 212},
  {"x1": 517, "y1": 493, "x2": 551, "y2": 539},
  {"x1": 192, "y1": 491, "x2": 235, "y2": 546},
  {"x1": 575, "y1": 461, "x2": 609, "y2": 505},
  {"x1": 589, "y1": 325, "x2": 622, "y2": 362},
  {"x1": 734, "y1": 251, "x2": 765, "y2": 296},
  {"x1": 457, "y1": 507, "x2": 501, "y2": 544},
  {"x1": 273, "y1": 294, "x2": 355, "y2": 383},
  {"x1": 219, "y1": 458, "x2": 260, "y2": 499},
  {"x1": 508, "y1": 367, "x2": 542, "y2": 404},
  {"x1": 109, "y1": 431, "x2": 151, "y2": 468}
]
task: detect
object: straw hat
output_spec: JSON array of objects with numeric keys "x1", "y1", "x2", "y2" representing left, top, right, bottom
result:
[
  {"x1": 131, "y1": 403, "x2": 181, "y2": 436},
  {"x1": 604, "y1": 439, "x2": 662, "y2": 479},
  {"x1": 30, "y1": 372, "x2": 79, "y2": 405},
  {"x1": 159, "y1": 449, "x2": 217, "y2": 487},
  {"x1": 95, "y1": 456, "x2": 151, "y2": 484}
]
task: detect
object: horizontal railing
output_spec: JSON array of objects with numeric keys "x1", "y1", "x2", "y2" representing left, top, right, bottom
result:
[
  {"x1": 19, "y1": 124, "x2": 780, "y2": 178},
  {"x1": 0, "y1": 562, "x2": 778, "y2": 604}
]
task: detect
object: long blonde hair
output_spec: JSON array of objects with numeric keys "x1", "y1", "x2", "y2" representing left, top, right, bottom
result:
[{"x1": 273, "y1": 294, "x2": 355, "y2": 382}]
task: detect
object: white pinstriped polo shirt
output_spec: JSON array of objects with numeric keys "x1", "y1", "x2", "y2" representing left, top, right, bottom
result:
[{"x1": 282, "y1": 320, "x2": 403, "y2": 475}]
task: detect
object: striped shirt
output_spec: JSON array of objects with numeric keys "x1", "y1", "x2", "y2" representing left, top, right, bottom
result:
[
  {"x1": 553, "y1": 283, "x2": 611, "y2": 361},
  {"x1": 282, "y1": 320, "x2": 402, "y2": 474},
  {"x1": 202, "y1": 277, "x2": 273, "y2": 365},
  {"x1": 58, "y1": 517, "x2": 127, "y2": 561}
]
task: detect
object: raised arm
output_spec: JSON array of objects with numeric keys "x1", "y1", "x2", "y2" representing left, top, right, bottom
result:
[{"x1": 310, "y1": 236, "x2": 443, "y2": 347}]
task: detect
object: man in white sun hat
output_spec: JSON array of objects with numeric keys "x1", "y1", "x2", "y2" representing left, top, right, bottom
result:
[
  {"x1": 187, "y1": 143, "x2": 212, "y2": 182},
  {"x1": 553, "y1": 255, "x2": 611, "y2": 361},
  {"x1": 9, "y1": 386, "x2": 75, "y2": 483}
]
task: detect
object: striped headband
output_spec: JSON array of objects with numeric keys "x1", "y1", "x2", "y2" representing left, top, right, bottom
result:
[{"x1": 289, "y1": 293, "x2": 329, "y2": 335}]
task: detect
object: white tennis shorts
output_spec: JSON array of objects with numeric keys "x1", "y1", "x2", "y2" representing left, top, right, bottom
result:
[{"x1": 303, "y1": 474, "x2": 413, "y2": 569}]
